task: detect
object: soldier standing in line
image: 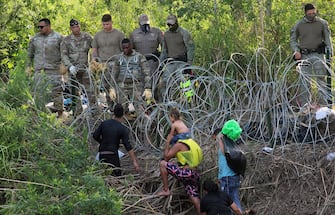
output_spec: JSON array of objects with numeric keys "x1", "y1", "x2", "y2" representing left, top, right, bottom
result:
[
  {"x1": 92, "y1": 14, "x2": 125, "y2": 108},
  {"x1": 109, "y1": 38, "x2": 152, "y2": 118},
  {"x1": 26, "y1": 18, "x2": 64, "y2": 117},
  {"x1": 130, "y1": 14, "x2": 163, "y2": 102},
  {"x1": 290, "y1": 3, "x2": 333, "y2": 106},
  {"x1": 61, "y1": 19, "x2": 94, "y2": 116},
  {"x1": 91, "y1": 14, "x2": 124, "y2": 63},
  {"x1": 159, "y1": 14, "x2": 195, "y2": 102}
]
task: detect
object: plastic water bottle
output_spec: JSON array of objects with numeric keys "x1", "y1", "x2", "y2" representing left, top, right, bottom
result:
[
  {"x1": 81, "y1": 95, "x2": 88, "y2": 105},
  {"x1": 64, "y1": 98, "x2": 72, "y2": 106},
  {"x1": 326, "y1": 152, "x2": 335, "y2": 161}
]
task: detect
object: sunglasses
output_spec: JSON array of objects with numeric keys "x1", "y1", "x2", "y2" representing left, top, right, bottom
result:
[
  {"x1": 167, "y1": 23, "x2": 174, "y2": 27},
  {"x1": 70, "y1": 22, "x2": 79, "y2": 26},
  {"x1": 37, "y1": 25, "x2": 48, "y2": 29}
]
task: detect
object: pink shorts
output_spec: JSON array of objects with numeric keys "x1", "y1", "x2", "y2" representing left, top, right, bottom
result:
[{"x1": 165, "y1": 162, "x2": 200, "y2": 197}]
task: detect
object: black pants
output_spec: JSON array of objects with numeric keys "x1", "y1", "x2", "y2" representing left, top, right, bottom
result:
[{"x1": 99, "y1": 153, "x2": 121, "y2": 176}]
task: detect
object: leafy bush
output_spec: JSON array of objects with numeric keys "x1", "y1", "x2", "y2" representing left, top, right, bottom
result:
[{"x1": 0, "y1": 54, "x2": 121, "y2": 214}]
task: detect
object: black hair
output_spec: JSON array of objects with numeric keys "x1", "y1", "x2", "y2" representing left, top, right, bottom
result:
[
  {"x1": 121, "y1": 38, "x2": 131, "y2": 44},
  {"x1": 102, "y1": 14, "x2": 112, "y2": 22},
  {"x1": 203, "y1": 180, "x2": 219, "y2": 192},
  {"x1": 212, "y1": 128, "x2": 221, "y2": 136},
  {"x1": 304, "y1": 3, "x2": 316, "y2": 12},
  {"x1": 114, "y1": 103, "x2": 124, "y2": 118},
  {"x1": 169, "y1": 108, "x2": 181, "y2": 120},
  {"x1": 39, "y1": 18, "x2": 51, "y2": 25}
]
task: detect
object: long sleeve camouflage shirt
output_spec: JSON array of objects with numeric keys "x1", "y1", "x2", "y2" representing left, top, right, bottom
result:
[
  {"x1": 27, "y1": 30, "x2": 63, "y2": 70},
  {"x1": 61, "y1": 32, "x2": 93, "y2": 70}
]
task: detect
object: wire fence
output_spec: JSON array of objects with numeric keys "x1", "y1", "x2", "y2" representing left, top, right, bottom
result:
[{"x1": 39, "y1": 47, "x2": 335, "y2": 156}]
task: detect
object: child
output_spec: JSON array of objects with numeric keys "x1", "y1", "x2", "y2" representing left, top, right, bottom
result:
[{"x1": 166, "y1": 108, "x2": 191, "y2": 146}]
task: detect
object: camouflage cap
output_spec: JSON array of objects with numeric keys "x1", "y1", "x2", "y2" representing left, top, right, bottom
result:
[
  {"x1": 166, "y1": 14, "x2": 177, "y2": 25},
  {"x1": 139, "y1": 14, "x2": 150, "y2": 25},
  {"x1": 70, "y1": 19, "x2": 79, "y2": 26}
]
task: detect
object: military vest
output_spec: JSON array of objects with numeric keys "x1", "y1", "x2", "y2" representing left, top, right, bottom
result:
[{"x1": 118, "y1": 53, "x2": 143, "y2": 82}]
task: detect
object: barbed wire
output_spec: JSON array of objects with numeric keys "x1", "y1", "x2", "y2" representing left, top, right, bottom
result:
[{"x1": 28, "y1": 47, "x2": 335, "y2": 155}]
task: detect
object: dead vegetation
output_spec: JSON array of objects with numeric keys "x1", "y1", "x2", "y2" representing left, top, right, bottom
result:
[{"x1": 97, "y1": 138, "x2": 335, "y2": 215}]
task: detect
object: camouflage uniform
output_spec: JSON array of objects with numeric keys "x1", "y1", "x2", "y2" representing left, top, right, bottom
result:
[
  {"x1": 290, "y1": 15, "x2": 333, "y2": 106},
  {"x1": 111, "y1": 50, "x2": 151, "y2": 115},
  {"x1": 27, "y1": 30, "x2": 64, "y2": 112},
  {"x1": 159, "y1": 26, "x2": 195, "y2": 102},
  {"x1": 61, "y1": 31, "x2": 94, "y2": 113}
]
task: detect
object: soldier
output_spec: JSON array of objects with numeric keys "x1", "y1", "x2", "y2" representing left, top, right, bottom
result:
[
  {"x1": 91, "y1": 14, "x2": 124, "y2": 63},
  {"x1": 61, "y1": 19, "x2": 94, "y2": 116},
  {"x1": 130, "y1": 14, "x2": 163, "y2": 101},
  {"x1": 109, "y1": 38, "x2": 152, "y2": 118},
  {"x1": 160, "y1": 14, "x2": 195, "y2": 64},
  {"x1": 159, "y1": 14, "x2": 195, "y2": 102},
  {"x1": 26, "y1": 18, "x2": 64, "y2": 117},
  {"x1": 290, "y1": 3, "x2": 333, "y2": 106},
  {"x1": 92, "y1": 14, "x2": 125, "y2": 107}
]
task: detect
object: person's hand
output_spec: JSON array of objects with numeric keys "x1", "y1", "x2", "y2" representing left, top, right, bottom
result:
[
  {"x1": 294, "y1": 51, "x2": 301, "y2": 60},
  {"x1": 128, "y1": 102, "x2": 135, "y2": 112},
  {"x1": 69, "y1": 65, "x2": 77, "y2": 76},
  {"x1": 25, "y1": 67, "x2": 33, "y2": 76},
  {"x1": 109, "y1": 88, "x2": 116, "y2": 101},
  {"x1": 133, "y1": 161, "x2": 140, "y2": 172},
  {"x1": 142, "y1": 89, "x2": 152, "y2": 104}
]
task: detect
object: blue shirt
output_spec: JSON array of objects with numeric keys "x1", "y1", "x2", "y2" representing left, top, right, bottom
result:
[{"x1": 218, "y1": 149, "x2": 236, "y2": 179}]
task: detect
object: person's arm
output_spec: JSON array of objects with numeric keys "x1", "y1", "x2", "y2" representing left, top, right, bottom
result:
[
  {"x1": 217, "y1": 133, "x2": 225, "y2": 155},
  {"x1": 290, "y1": 21, "x2": 301, "y2": 60},
  {"x1": 158, "y1": 29, "x2": 164, "y2": 52},
  {"x1": 230, "y1": 202, "x2": 242, "y2": 215},
  {"x1": 182, "y1": 28, "x2": 195, "y2": 64},
  {"x1": 159, "y1": 37, "x2": 167, "y2": 62},
  {"x1": 165, "y1": 123, "x2": 176, "y2": 144},
  {"x1": 122, "y1": 127, "x2": 140, "y2": 172},
  {"x1": 163, "y1": 142, "x2": 185, "y2": 161},
  {"x1": 127, "y1": 149, "x2": 140, "y2": 172},
  {"x1": 140, "y1": 54, "x2": 151, "y2": 89},
  {"x1": 26, "y1": 38, "x2": 35, "y2": 68},
  {"x1": 322, "y1": 19, "x2": 333, "y2": 56},
  {"x1": 91, "y1": 47, "x2": 98, "y2": 61},
  {"x1": 92, "y1": 123, "x2": 102, "y2": 143},
  {"x1": 60, "y1": 39, "x2": 72, "y2": 69}
]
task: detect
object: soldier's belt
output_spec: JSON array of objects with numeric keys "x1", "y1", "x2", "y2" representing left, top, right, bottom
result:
[{"x1": 300, "y1": 48, "x2": 318, "y2": 55}]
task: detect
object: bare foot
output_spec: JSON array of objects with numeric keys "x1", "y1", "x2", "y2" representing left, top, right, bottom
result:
[{"x1": 157, "y1": 189, "x2": 171, "y2": 196}]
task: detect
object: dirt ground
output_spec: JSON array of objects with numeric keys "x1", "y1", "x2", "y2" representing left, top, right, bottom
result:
[
  {"x1": 241, "y1": 143, "x2": 335, "y2": 215},
  {"x1": 103, "y1": 140, "x2": 335, "y2": 215}
]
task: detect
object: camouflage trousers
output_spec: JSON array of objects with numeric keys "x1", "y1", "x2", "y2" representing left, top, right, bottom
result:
[
  {"x1": 33, "y1": 69, "x2": 64, "y2": 112},
  {"x1": 69, "y1": 69, "x2": 96, "y2": 115},
  {"x1": 115, "y1": 82, "x2": 145, "y2": 115}
]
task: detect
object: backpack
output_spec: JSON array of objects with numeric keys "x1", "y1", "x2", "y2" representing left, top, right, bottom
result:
[{"x1": 223, "y1": 135, "x2": 247, "y2": 177}]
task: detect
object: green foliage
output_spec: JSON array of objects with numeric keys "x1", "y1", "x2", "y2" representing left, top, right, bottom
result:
[
  {"x1": 0, "y1": 52, "x2": 121, "y2": 214},
  {"x1": 1, "y1": 0, "x2": 335, "y2": 74},
  {"x1": 1, "y1": 0, "x2": 335, "y2": 213}
]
